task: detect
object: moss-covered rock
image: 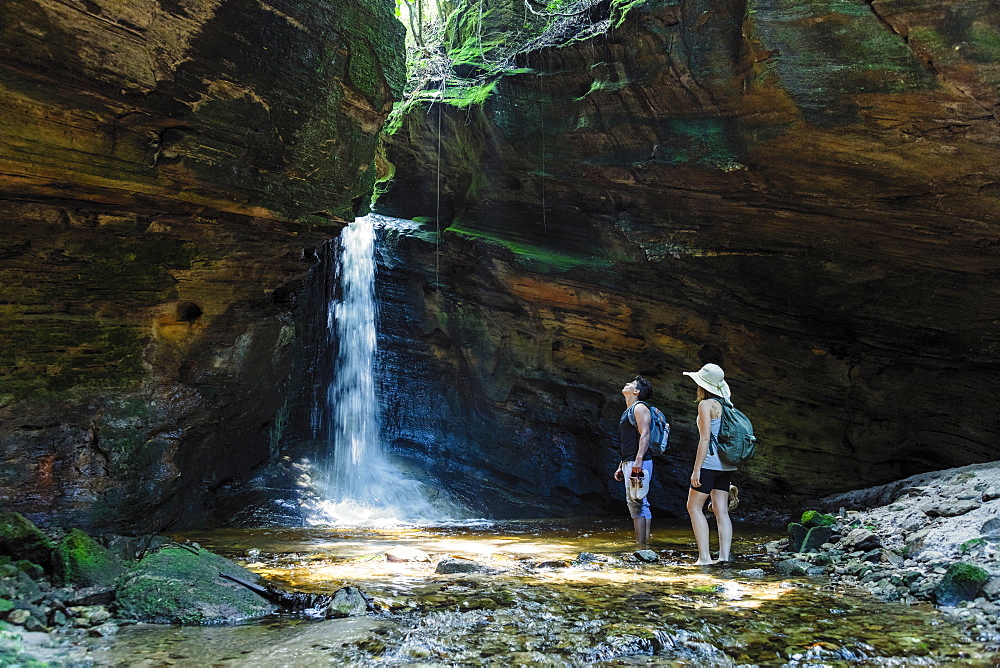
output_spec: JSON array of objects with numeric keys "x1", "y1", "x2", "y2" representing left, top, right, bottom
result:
[
  {"x1": 934, "y1": 561, "x2": 990, "y2": 607},
  {"x1": 115, "y1": 545, "x2": 276, "y2": 624},
  {"x1": 801, "y1": 510, "x2": 838, "y2": 528},
  {"x1": 0, "y1": 513, "x2": 52, "y2": 569},
  {"x1": 52, "y1": 529, "x2": 124, "y2": 587}
]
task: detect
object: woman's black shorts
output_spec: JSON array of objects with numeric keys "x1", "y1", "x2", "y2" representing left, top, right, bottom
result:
[{"x1": 691, "y1": 468, "x2": 733, "y2": 494}]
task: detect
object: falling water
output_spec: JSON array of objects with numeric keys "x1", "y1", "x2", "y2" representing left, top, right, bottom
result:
[{"x1": 309, "y1": 216, "x2": 460, "y2": 525}]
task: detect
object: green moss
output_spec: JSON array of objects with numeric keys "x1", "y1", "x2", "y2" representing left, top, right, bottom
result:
[
  {"x1": 0, "y1": 599, "x2": 12, "y2": 613},
  {"x1": 948, "y1": 561, "x2": 989, "y2": 584},
  {"x1": 446, "y1": 221, "x2": 612, "y2": 272},
  {"x1": 800, "y1": 510, "x2": 837, "y2": 527},
  {"x1": 0, "y1": 513, "x2": 53, "y2": 568},
  {"x1": 960, "y1": 538, "x2": 985, "y2": 554},
  {"x1": 52, "y1": 529, "x2": 124, "y2": 586},
  {"x1": 969, "y1": 23, "x2": 1000, "y2": 60},
  {"x1": 115, "y1": 546, "x2": 276, "y2": 624}
]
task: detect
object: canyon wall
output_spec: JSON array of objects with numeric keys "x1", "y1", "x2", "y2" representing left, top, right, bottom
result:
[
  {"x1": 376, "y1": 0, "x2": 1000, "y2": 516},
  {"x1": 0, "y1": 0, "x2": 403, "y2": 530}
]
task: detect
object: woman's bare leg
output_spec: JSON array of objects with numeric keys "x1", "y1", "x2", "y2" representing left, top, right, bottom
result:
[
  {"x1": 710, "y1": 488, "x2": 732, "y2": 562},
  {"x1": 686, "y1": 488, "x2": 713, "y2": 564}
]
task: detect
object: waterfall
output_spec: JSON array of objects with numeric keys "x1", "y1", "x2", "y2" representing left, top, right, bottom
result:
[{"x1": 308, "y1": 216, "x2": 460, "y2": 525}]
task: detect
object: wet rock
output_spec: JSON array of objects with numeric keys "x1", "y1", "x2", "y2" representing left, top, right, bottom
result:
[
  {"x1": 61, "y1": 585, "x2": 116, "y2": 607},
  {"x1": 52, "y1": 529, "x2": 124, "y2": 587},
  {"x1": 435, "y1": 557, "x2": 490, "y2": 574},
  {"x1": 983, "y1": 487, "x2": 1000, "y2": 502},
  {"x1": 923, "y1": 500, "x2": 981, "y2": 517},
  {"x1": 633, "y1": 550, "x2": 658, "y2": 563},
  {"x1": 775, "y1": 558, "x2": 812, "y2": 576},
  {"x1": 0, "y1": 513, "x2": 53, "y2": 569},
  {"x1": 738, "y1": 569, "x2": 766, "y2": 578},
  {"x1": 385, "y1": 546, "x2": 430, "y2": 563},
  {"x1": 536, "y1": 560, "x2": 572, "y2": 568},
  {"x1": 321, "y1": 586, "x2": 370, "y2": 618},
  {"x1": 115, "y1": 545, "x2": 276, "y2": 624},
  {"x1": 88, "y1": 622, "x2": 119, "y2": 638},
  {"x1": 934, "y1": 562, "x2": 990, "y2": 607}
]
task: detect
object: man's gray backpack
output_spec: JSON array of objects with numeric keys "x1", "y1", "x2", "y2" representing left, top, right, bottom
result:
[
  {"x1": 625, "y1": 401, "x2": 670, "y2": 455},
  {"x1": 709, "y1": 398, "x2": 757, "y2": 466}
]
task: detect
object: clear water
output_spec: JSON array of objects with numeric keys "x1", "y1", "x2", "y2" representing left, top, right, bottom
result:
[{"x1": 88, "y1": 520, "x2": 1000, "y2": 666}]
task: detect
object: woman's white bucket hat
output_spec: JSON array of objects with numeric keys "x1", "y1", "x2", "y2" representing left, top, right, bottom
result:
[{"x1": 683, "y1": 363, "x2": 731, "y2": 401}]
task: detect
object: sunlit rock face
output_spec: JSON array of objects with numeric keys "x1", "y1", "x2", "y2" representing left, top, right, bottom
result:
[
  {"x1": 0, "y1": 0, "x2": 403, "y2": 530},
  {"x1": 377, "y1": 0, "x2": 1000, "y2": 514}
]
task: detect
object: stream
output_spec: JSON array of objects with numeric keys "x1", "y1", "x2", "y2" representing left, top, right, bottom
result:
[{"x1": 85, "y1": 519, "x2": 998, "y2": 666}]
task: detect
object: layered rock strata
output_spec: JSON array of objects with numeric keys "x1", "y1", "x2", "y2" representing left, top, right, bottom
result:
[
  {"x1": 0, "y1": 0, "x2": 404, "y2": 529},
  {"x1": 377, "y1": 0, "x2": 1000, "y2": 514}
]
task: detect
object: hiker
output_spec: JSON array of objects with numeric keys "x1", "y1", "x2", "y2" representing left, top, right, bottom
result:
[
  {"x1": 683, "y1": 363, "x2": 737, "y2": 565},
  {"x1": 613, "y1": 376, "x2": 653, "y2": 546}
]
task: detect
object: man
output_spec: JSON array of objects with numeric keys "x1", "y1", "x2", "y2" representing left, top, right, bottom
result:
[{"x1": 613, "y1": 375, "x2": 653, "y2": 545}]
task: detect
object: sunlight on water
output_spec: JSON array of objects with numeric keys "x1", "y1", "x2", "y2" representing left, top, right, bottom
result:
[
  {"x1": 309, "y1": 217, "x2": 463, "y2": 526},
  {"x1": 100, "y1": 521, "x2": 999, "y2": 667}
]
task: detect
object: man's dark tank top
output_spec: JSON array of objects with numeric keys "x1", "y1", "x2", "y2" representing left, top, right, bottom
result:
[{"x1": 619, "y1": 407, "x2": 652, "y2": 462}]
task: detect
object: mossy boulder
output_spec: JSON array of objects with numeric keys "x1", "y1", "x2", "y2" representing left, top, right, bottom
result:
[
  {"x1": 115, "y1": 545, "x2": 276, "y2": 624},
  {"x1": 934, "y1": 561, "x2": 990, "y2": 607},
  {"x1": 0, "y1": 513, "x2": 52, "y2": 569},
  {"x1": 52, "y1": 529, "x2": 124, "y2": 587}
]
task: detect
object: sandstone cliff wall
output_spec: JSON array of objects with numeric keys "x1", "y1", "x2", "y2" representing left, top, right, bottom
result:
[
  {"x1": 0, "y1": 0, "x2": 404, "y2": 529},
  {"x1": 377, "y1": 0, "x2": 1000, "y2": 515}
]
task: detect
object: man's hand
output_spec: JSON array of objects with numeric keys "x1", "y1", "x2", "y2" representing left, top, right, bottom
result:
[
  {"x1": 614, "y1": 466, "x2": 624, "y2": 481},
  {"x1": 631, "y1": 460, "x2": 643, "y2": 477}
]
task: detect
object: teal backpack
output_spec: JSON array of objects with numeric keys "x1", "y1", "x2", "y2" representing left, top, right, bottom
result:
[
  {"x1": 708, "y1": 398, "x2": 757, "y2": 466},
  {"x1": 625, "y1": 401, "x2": 670, "y2": 455}
]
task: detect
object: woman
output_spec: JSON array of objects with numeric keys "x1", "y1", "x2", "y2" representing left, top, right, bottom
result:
[{"x1": 683, "y1": 363, "x2": 737, "y2": 565}]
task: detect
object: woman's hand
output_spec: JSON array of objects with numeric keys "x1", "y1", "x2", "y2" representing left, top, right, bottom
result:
[{"x1": 690, "y1": 470, "x2": 701, "y2": 489}]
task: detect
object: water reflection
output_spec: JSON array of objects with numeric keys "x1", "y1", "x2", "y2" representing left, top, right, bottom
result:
[{"x1": 92, "y1": 520, "x2": 999, "y2": 666}]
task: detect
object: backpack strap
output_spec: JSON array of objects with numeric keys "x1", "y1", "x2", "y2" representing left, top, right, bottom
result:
[{"x1": 624, "y1": 400, "x2": 650, "y2": 427}]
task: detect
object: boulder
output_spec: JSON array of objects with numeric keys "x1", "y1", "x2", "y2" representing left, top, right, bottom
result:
[
  {"x1": 0, "y1": 513, "x2": 53, "y2": 569},
  {"x1": 52, "y1": 529, "x2": 124, "y2": 587},
  {"x1": 841, "y1": 528, "x2": 881, "y2": 551},
  {"x1": 775, "y1": 558, "x2": 812, "y2": 576},
  {"x1": 933, "y1": 562, "x2": 990, "y2": 607},
  {"x1": 115, "y1": 545, "x2": 276, "y2": 624},
  {"x1": 633, "y1": 550, "x2": 658, "y2": 563},
  {"x1": 435, "y1": 557, "x2": 491, "y2": 574},
  {"x1": 787, "y1": 523, "x2": 808, "y2": 552},
  {"x1": 923, "y1": 500, "x2": 981, "y2": 517},
  {"x1": 320, "y1": 587, "x2": 370, "y2": 618}
]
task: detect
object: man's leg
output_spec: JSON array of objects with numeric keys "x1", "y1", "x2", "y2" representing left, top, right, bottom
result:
[
  {"x1": 710, "y1": 488, "x2": 732, "y2": 561},
  {"x1": 686, "y1": 487, "x2": 713, "y2": 564}
]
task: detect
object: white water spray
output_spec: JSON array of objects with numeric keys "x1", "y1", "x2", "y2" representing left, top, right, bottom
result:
[{"x1": 309, "y1": 216, "x2": 461, "y2": 526}]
